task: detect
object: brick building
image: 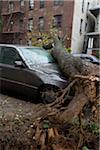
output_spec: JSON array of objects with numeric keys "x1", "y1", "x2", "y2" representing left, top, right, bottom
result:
[
  {"x1": 1, "y1": 0, "x2": 26, "y2": 44},
  {"x1": 0, "y1": 0, "x2": 74, "y2": 48}
]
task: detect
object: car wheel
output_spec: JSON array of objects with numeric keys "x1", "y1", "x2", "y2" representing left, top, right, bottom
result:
[{"x1": 39, "y1": 85, "x2": 59, "y2": 104}]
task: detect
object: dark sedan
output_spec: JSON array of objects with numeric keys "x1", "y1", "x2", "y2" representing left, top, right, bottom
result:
[{"x1": 0, "y1": 44, "x2": 67, "y2": 103}]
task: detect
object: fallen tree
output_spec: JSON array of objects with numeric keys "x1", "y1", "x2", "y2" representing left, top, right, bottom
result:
[
  {"x1": 44, "y1": 36, "x2": 99, "y2": 124},
  {"x1": 29, "y1": 37, "x2": 99, "y2": 149},
  {"x1": 51, "y1": 36, "x2": 98, "y2": 78},
  {"x1": 0, "y1": 37, "x2": 99, "y2": 150}
]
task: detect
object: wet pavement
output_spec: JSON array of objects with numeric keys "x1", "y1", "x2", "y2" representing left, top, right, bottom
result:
[{"x1": 0, "y1": 93, "x2": 47, "y2": 120}]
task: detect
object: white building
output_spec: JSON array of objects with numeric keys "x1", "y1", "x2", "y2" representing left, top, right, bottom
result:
[
  {"x1": 71, "y1": 0, "x2": 100, "y2": 54},
  {"x1": 85, "y1": 0, "x2": 100, "y2": 56}
]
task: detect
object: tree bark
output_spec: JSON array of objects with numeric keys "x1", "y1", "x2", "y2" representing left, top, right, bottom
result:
[
  {"x1": 49, "y1": 37, "x2": 99, "y2": 124},
  {"x1": 48, "y1": 93, "x2": 88, "y2": 124},
  {"x1": 51, "y1": 37, "x2": 92, "y2": 78}
]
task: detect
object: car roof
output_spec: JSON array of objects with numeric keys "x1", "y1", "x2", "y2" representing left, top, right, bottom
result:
[
  {"x1": 0, "y1": 44, "x2": 19, "y2": 48},
  {"x1": 73, "y1": 53, "x2": 91, "y2": 57},
  {"x1": 0, "y1": 44, "x2": 41, "y2": 49},
  {"x1": 72, "y1": 53, "x2": 100, "y2": 62},
  {"x1": 72, "y1": 53, "x2": 97, "y2": 58}
]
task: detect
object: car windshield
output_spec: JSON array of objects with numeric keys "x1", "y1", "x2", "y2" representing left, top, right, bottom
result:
[{"x1": 19, "y1": 47, "x2": 55, "y2": 65}]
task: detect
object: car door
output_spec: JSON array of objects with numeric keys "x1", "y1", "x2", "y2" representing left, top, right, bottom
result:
[{"x1": 0, "y1": 46, "x2": 39, "y2": 96}]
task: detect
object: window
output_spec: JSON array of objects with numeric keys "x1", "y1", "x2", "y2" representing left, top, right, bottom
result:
[
  {"x1": 19, "y1": 19, "x2": 24, "y2": 28},
  {"x1": 20, "y1": 0, "x2": 24, "y2": 6},
  {"x1": 80, "y1": 19, "x2": 83, "y2": 34},
  {"x1": 27, "y1": 39, "x2": 32, "y2": 46},
  {"x1": 85, "y1": 22, "x2": 87, "y2": 32},
  {"x1": 54, "y1": 0, "x2": 64, "y2": 6},
  {"x1": 85, "y1": 16, "x2": 88, "y2": 32},
  {"x1": 54, "y1": 15, "x2": 62, "y2": 28},
  {"x1": 82, "y1": 0, "x2": 84, "y2": 13},
  {"x1": 29, "y1": 0, "x2": 34, "y2": 10},
  {"x1": 0, "y1": 47, "x2": 2, "y2": 63},
  {"x1": 0, "y1": 47, "x2": 21, "y2": 65},
  {"x1": 40, "y1": 0, "x2": 45, "y2": 8},
  {"x1": 28, "y1": 18, "x2": 33, "y2": 31},
  {"x1": 97, "y1": 0, "x2": 100, "y2": 5},
  {"x1": 87, "y1": 2, "x2": 90, "y2": 11},
  {"x1": 19, "y1": 39, "x2": 23, "y2": 45},
  {"x1": 9, "y1": 1, "x2": 14, "y2": 12},
  {"x1": 9, "y1": 20, "x2": 14, "y2": 31},
  {"x1": 39, "y1": 17, "x2": 44, "y2": 31}
]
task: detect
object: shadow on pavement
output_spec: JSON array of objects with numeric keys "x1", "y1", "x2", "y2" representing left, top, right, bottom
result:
[{"x1": 0, "y1": 89, "x2": 39, "y2": 104}]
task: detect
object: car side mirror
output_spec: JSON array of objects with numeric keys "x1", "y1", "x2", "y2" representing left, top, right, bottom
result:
[{"x1": 14, "y1": 60, "x2": 25, "y2": 68}]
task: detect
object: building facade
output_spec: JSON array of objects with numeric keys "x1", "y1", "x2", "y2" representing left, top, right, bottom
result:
[
  {"x1": 0, "y1": 0, "x2": 74, "y2": 48},
  {"x1": 71, "y1": 0, "x2": 93, "y2": 53},
  {"x1": 83, "y1": 0, "x2": 100, "y2": 56},
  {"x1": 1, "y1": 0, "x2": 27, "y2": 44},
  {"x1": 71, "y1": 0, "x2": 100, "y2": 54}
]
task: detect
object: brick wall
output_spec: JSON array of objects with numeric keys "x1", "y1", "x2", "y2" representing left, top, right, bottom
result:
[
  {"x1": 27, "y1": 0, "x2": 74, "y2": 47},
  {"x1": 1, "y1": 0, "x2": 74, "y2": 46}
]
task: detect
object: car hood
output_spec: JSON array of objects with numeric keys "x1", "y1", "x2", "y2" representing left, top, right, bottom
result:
[
  {"x1": 30, "y1": 63, "x2": 68, "y2": 88},
  {"x1": 30, "y1": 63, "x2": 61, "y2": 74}
]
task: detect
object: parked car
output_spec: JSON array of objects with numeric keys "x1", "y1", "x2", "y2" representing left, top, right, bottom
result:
[
  {"x1": 72, "y1": 53, "x2": 100, "y2": 65},
  {"x1": 0, "y1": 44, "x2": 68, "y2": 103}
]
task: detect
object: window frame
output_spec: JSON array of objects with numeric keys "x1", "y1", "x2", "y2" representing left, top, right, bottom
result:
[
  {"x1": 54, "y1": 0, "x2": 64, "y2": 6},
  {"x1": 82, "y1": 0, "x2": 84, "y2": 13},
  {"x1": 0, "y1": 47, "x2": 22, "y2": 66},
  {"x1": 29, "y1": 0, "x2": 34, "y2": 10},
  {"x1": 40, "y1": 0, "x2": 45, "y2": 8},
  {"x1": 20, "y1": 0, "x2": 24, "y2": 6},
  {"x1": 19, "y1": 19, "x2": 24, "y2": 28},
  {"x1": 38, "y1": 16, "x2": 44, "y2": 31},
  {"x1": 85, "y1": 22, "x2": 87, "y2": 32},
  {"x1": 8, "y1": 1, "x2": 14, "y2": 13},
  {"x1": 53, "y1": 14, "x2": 62, "y2": 28},
  {"x1": 28, "y1": 18, "x2": 33, "y2": 31},
  {"x1": 80, "y1": 19, "x2": 83, "y2": 34},
  {"x1": 87, "y1": 2, "x2": 90, "y2": 11},
  {"x1": 27, "y1": 39, "x2": 32, "y2": 46}
]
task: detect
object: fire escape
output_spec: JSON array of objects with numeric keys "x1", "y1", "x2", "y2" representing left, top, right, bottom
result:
[{"x1": 1, "y1": 1, "x2": 25, "y2": 44}]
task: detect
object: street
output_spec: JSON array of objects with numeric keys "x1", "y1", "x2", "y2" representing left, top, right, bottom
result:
[
  {"x1": 0, "y1": 92, "x2": 47, "y2": 120},
  {"x1": 0, "y1": 93, "x2": 50, "y2": 149}
]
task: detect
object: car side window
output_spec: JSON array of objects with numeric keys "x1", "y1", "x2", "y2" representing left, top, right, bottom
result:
[
  {"x1": 0, "y1": 47, "x2": 3, "y2": 63},
  {"x1": 1, "y1": 47, "x2": 21, "y2": 65}
]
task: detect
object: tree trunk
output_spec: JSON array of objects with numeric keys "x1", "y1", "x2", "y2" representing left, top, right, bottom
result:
[
  {"x1": 48, "y1": 93, "x2": 88, "y2": 124},
  {"x1": 49, "y1": 37, "x2": 99, "y2": 124},
  {"x1": 51, "y1": 37, "x2": 92, "y2": 78}
]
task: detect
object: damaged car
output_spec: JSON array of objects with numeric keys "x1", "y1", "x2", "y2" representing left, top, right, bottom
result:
[{"x1": 0, "y1": 44, "x2": 68, "y2": 103}]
